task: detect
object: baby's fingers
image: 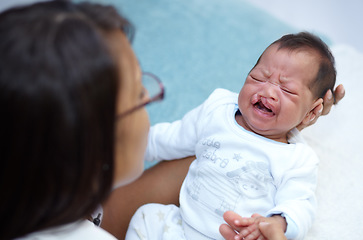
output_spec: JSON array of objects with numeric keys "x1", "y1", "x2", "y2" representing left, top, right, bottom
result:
[
  {"x1": 223, "y1": 211, "x2": 255, "y2": 227},
  {"x1": 239, "y1": 223, "x2": 259, "y2": 240}
]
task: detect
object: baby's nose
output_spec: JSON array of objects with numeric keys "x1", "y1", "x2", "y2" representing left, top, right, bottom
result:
[{"x1": 262, "y1": 82, "x2": 279, "y2": 101}]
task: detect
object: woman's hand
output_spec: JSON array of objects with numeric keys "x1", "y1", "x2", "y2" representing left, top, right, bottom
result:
[{"x1": 297, "y1": 84, "x2": 345, "y2": 131}]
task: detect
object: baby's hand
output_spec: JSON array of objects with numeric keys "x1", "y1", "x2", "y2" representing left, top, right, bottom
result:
[
  {"x1": 239, "y1": 214, "x2": 287, "y2": 240},
  {"x1": 236, "y1": 213, "x2": 265, "y2": 240},
  {"x1": 220, "y1": 211, "x2": 258, "y2": 240},
  {"x1": 220, "y1": 211, "x2": 287, "y2": 240}
]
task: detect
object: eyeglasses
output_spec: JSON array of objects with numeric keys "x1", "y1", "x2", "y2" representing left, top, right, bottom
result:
[{"x1": 117, "y1": 72, "x2": 164, "y2": 118}]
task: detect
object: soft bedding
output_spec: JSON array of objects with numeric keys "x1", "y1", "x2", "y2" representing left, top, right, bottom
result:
[{"x1": 302, "y1": 44, "x2": 363, "y2": 240}]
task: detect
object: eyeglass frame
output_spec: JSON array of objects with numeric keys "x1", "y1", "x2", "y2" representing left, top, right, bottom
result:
[{"x1": 116, "y1": 72, "x2": 165, "y2": 119}]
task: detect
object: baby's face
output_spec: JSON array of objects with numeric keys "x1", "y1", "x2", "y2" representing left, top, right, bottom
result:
[{"x1": 237, "y1": 44, "x2": 319, "y2": 142}]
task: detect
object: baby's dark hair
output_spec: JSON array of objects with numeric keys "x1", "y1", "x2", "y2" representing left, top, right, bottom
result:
[
  {"x1": 273, "y1": 32, "x2": 336, "y2": 100},
  {"x1": 256, "y1": 32, "x2": 336, "y2": 101}
]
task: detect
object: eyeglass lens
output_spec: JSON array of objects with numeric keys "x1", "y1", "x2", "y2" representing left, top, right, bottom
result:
[{"x1": 142, "y1": 72, "x2": 163, "y2": 101}]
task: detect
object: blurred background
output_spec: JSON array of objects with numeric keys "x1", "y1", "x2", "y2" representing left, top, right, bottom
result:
[
  {"x1": 245, "y1": 0, "x2": 363, "y2": 53},
  {"x1": 1, "y1": 0, "x2": 362, "y2": 53}
]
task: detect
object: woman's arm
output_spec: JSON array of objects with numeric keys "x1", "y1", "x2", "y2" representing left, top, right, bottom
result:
[{"x1": 101, "y1": 156, "x2": 194, "y2": 239}]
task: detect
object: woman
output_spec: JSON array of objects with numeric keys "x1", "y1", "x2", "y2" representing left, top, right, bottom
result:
[{"x1": 0, "y1": 0, "x2": 156, "y2": 238}]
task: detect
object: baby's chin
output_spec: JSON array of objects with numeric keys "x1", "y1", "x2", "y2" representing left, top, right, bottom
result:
[{"x1": 243, "y1": 120, "x2": 288, "y2": 143}]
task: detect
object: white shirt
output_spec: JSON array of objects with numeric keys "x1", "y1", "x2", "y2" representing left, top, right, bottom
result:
[{"x1": 16, "y1": 220, "x2": 116, "y2": 240}]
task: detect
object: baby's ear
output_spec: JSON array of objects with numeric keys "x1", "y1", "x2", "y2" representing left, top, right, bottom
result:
[{"x1": 301, "y1": 98, "x2": 324, "y2": 126}]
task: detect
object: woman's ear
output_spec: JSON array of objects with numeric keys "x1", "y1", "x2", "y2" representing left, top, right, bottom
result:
[{"x1": 301, "y1": 98, "x2": 324, "y2": 126}]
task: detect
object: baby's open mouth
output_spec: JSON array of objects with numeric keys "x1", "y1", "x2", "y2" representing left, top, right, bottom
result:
[{"x1": 254, "y1": 101, "x2": 272, "y2": 113}]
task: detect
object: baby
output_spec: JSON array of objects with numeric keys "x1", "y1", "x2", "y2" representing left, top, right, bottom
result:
[{"x1": 126, "y1": 32, "x2": 336, "y2": 240}]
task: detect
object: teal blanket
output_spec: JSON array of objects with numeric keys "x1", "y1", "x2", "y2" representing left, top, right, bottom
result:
[{"x1": 93, "y1": 0, "x2": 296, "y2": 124}]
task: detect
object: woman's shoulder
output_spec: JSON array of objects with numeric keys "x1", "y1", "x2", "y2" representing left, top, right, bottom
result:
[{"x1": 16, "y1": 220, "x2": 116, "y2": 240}]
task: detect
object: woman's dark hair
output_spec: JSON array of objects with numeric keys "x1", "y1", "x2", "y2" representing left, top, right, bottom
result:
[
  {"x1": 0, "y1": 0, "x2": 133, "y2": 238},
  {"x1": 254, "y1": 32, "x2": 336, "y2": 101}
]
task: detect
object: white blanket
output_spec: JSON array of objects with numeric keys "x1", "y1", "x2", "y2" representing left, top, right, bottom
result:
[{"x1": 303, "y1": 45, "x2": 363, "y2": 240}]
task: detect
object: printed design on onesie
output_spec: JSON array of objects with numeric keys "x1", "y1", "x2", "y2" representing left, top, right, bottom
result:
[
  {"x1": 226, "y1": 161, "x2": 273, "y2": 199},
  {"x1": 186, "y1": 137, "x2": 274, "y2": 217}
]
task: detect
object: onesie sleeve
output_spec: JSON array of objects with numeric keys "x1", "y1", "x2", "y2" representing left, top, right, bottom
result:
[
  {"x1": 145, "y1": 104, "x2": 203, "y2": 162},
  {"x1": 266, "y1": 143, "x2": 319, "y2": 240},
  {"x1": 145, "y1": 88, "x2": 233, "y2": 162}
]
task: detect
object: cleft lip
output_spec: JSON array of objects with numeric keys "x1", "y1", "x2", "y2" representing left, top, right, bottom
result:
[
  {"x1": 255, "y1": 101, "x2": 272, "y2": 112},
  {"x1": 252, "y1": 95, "x2": 276, "y2": 115}
]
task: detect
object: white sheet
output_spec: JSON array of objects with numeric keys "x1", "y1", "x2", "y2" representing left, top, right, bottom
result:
[{"x1": 303, "y1": 45, "x2": 363, "y2": 240}]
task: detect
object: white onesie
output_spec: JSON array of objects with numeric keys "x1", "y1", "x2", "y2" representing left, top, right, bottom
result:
[{"x1": 126, "y1": 88, "x2": 319, "y2": 240}]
